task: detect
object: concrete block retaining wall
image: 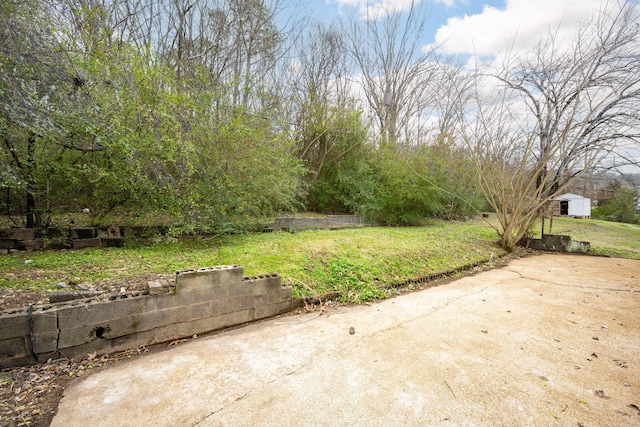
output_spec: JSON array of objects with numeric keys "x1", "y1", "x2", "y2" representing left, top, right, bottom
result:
[
  {"x1": 270, "y1": 215, "x2": 364, "y2": 232},
  {"x1": 0, "y1": 226, "x2": 125, "y2": 253},
  {"x1": 0, "y1": 265, "x2": 298, "y2": 368},
  {"x1": 528, "y1": 234, "x2": 590, "y2": 254},
  {"x1": 2, "y1": 218, "x2": 367, "y2": 253}
]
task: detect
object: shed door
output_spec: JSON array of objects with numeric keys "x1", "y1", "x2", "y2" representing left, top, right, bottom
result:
[{"x1": 560, "y1": 200, "x2": 569, "y2": 215}]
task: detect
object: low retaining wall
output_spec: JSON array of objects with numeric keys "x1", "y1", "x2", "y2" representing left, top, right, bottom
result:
[
  {"x1": 528, "y1": 234, "x2": 590, "y2": 254},
  {"x1": 0, "y1": 265, "x2": 298, "y2": 368},
  {"x1": 0, "y1": 226, "x2": 125, "y2": 254},
  {"x1": 270, "y1": 215, "x2": 364, "y2": 232}
]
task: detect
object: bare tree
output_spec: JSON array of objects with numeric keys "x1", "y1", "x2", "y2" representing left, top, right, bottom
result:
[
  {"x1": 288, "y1": 24, "x2": 354, "y2": 181},
  {"x1": 430, "y1": 60, "x2": 474, "y2": 143},
  {"x1": 462, "y1": 1, "x2": 640, "y2": 249},
  {"x1": 344, "y1": 0, "x2": 439, "y2": 147}
]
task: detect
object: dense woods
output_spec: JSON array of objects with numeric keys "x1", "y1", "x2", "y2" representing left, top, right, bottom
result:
[{"x1": 1, "y1": 0, "x2": 638, "y2": 248}]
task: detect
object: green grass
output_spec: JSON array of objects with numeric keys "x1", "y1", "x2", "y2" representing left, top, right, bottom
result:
[
  {"x1": 0, "y1": 219, "x2": 504, "y2": 302},
  {"x1": 534, "y1": 217, "x2": 640, "y2": 260},
  {"x1": 1, "y1": 216, "x2": 638, "y2": 303}
]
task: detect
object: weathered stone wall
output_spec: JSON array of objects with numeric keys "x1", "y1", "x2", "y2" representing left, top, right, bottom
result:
[
  {"x1": 0, "y1": 265, "x2": 297, "y2": 368},
  {"x1": 0, "y1": 226, "x2": 125, "y2": 254},
  {"x1": 270, "y1": 215, "x2": 364, "y2": 232},
  {"x1": 528, "y1": 234, "x2": 590, "y2": 254}
]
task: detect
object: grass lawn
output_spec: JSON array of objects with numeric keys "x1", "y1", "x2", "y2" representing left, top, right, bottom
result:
[
  {"x1": 534, "y1": 216, "x2": 640, "y2": 260},
  {"x1": 1, "y1": 215, "x2": 638, "y2": 303}
]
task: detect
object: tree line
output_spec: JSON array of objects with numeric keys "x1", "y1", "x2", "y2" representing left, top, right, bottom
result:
[{"x1": 1, "y1": 0, "x2": 638, "y2": 248}]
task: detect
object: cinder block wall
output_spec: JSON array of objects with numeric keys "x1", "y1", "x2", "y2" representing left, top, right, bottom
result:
[
  {"x1": 0, "y1": 227, "x2": 125, "y2": 253},
  {"x1": 272, "y1": 215, "x2": 363, "y2": 232},
  {"x1": 0, "y1": 265, "x2": 298, "y2": 368},
  {"x1": 528, "y1": 234, "x2": 590, "y2": 253}
]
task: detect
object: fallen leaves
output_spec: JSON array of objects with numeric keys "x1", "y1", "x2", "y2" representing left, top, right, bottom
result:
[{"x1": 0, "y1": 346, "x2": 150, "y2": 427}]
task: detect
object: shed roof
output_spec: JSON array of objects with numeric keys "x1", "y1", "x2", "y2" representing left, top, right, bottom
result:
[{"x1": 554, "y1": 193, "x2": 590, "y2": 201}]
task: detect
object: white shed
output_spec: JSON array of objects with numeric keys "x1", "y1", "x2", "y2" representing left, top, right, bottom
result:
[{"x1": 553, "y1": 193, "x2": 591, "y2": 218}]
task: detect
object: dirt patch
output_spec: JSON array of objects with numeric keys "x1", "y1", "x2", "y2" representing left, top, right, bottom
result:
[
  {"x1": 0, "y1": 347, "x2": 152, "y2": 427},
  {"x1": 0, "y1": 273, "x2": 174, "y2": 312}
]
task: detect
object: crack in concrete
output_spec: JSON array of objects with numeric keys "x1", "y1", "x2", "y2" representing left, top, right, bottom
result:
[{"x1": 504, "y1": 268, "x2": 637, "y2": 292}]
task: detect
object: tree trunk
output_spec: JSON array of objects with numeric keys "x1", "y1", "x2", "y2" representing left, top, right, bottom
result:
[{"x1": 25, "y1": 133, "x2": 36, "y2": 228}]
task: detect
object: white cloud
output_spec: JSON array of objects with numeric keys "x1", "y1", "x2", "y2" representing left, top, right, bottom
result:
[
  {"x1": 432, "y1": 0, "x2": 464, "y2": 7},
  {"x1": 331, "y1": 0, "x2": 423, "y2": 19},
  {"x1": 431, "y1": 0, "x2": 614, "y2": 58}
]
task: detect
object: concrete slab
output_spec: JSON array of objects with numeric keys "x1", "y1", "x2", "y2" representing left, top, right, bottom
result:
[{"x1": 52, "y1": 254, "x2": 640, "y2": 427}]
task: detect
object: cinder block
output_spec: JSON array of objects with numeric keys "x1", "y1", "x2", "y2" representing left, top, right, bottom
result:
[
  {"x1": 0, "y1": 312, "x2": 29, "y2": 340},
  {"x1": 142, "y1": 294, "x2": 181, "y2": 312},
  {"x1": 250, "y1": 293, "x2": 269, "y2": 307},
  {"x1": 56, "y1": 298, "x2": 142, "y2": 330},
  {"x1": 242, "y1": 275, "x2": 282, "y2": 298},
  {"x1": 0, "y1": 337, "x2": 28, "y2": 360},
  {"x1": 18, "y1": 239, "x2": 44, "y2": 251},
  {"x1": 226, "y1": 280, "x2": 254, "y2": 298},
  {"x1": 0, "y1": 354, "x2": 35, "y2": 368},
  {"x1": 56, "y1": 338, "x2": 113, "y2": 361},
  {"x1": 0, "y1": 336, "x2": 34, "y2": 368},
  {"x1": 107, "y1": 226, "x2": 122, "y2": 237},
  {"x1": 254, "y1": 300, "x2": 298, "y2": 320},
  {"x1": 32, "y1": 333, "x2": 58, "y2": 354},
  {"x1": 57, "y1": 325, "x2": 97, "y2": 349},
  {"x1": 1, "y1": 228, "x2": 36, "y2": 240},
  {"x1": 55, "y1": 303, "x2": 100, "y2": 330},
  {"x1": 147, "y1": 281, "x2": 168, "y2": 295},
  {"x1": 96, "y1": 297, "x2": 147, "y2": 321},
  {"x1": 176, "y1": 300, "x2": 226, "y2": 322},
  {"x1": 221, "y1": 308, "x2": 255, "y2": 327},
  {"x1": 224, "y1": 295, "x2": 257, "y2": 313},
  {"x1": 0, "y1": 239, "x2": 18, "y2": 249},
  {"x1": 44, "y1": 227, "x2": 69, "y2": 238},
  {"x1": 6, "y1": 306, "x2": 58, "y2": 356},
  {"x1": 44, "y1": 238, "x2": 72, "y2": 250},
  {"x1": 268, "y1": 285, "x2": 294, "y2": 304},
  {"x1": 109, "y1": 329, "x2": 159, "y2": 352},
  {"x1": 128, "y1": 308, "x2": 178, "y2": 334},
  {"x1": 176, "y1": 265, "x2": 244, "y2": 295},
  {"x1": 154, "y1": 310, "x2": 251, "y2": 341},
  {"x1": 70, "y1": 227, "x2": 97, "y2": 239},
  {"x1": 176, "y1": 269, "x2": 213, "y2": 292},
  {"x1": 31, "y1": 308, "x2": 59, "y2": 337},
  {"x1": 188, "y1": 309, "x2": 254, "y2": 335},
  {"x1": 73, "y1": 238, "x2": 102, "y2": 249},
  {"x1": 49, "y1": 290, "x2": 102, "y2": 303},
  {"x1": 101, "y1": 237, "x2": 124, "y2": 248},
  {"x1": 175, "y1": 287, "x2": 221, "y2": 305}
]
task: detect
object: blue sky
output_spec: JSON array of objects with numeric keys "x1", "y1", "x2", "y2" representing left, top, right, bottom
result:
[
  {"x1": 297, "y1": 0, "x2": 640, "y2": 173},
  {"x1": 302, "y1": 0, "x2": 621, "y2": 59},
  {"x1": 306, "y1": 0, "x2": 493, "y2": 45}
]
